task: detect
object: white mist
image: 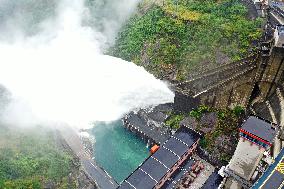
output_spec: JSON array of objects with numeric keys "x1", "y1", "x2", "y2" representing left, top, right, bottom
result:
[{"x1": 0, "y1": 0, "x2": 174, "y2": 128}]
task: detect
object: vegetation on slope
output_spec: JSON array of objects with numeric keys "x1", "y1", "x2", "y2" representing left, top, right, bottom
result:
[
  {"x1": 110, "y1": 0, "x2": 263, "y2": 80},
  {"x1": 0, "y1": 125, "x2": 76, "y2": 189},
  {"x1": 165, "y1": 105, "x2": 245, "y2": 164}
]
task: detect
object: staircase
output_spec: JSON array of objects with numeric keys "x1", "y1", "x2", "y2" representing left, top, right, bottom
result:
[{"x1": 174, "y1": 55, "x2": 258, "y2": 97}]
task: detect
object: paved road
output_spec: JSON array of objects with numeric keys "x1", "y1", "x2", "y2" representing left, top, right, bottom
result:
[
  {"x1": 270, "y1": 11, "x2": 284, "y2": 25},
  {"x1": 56, "y1": 124, "x2": 118, "y2": 189},
  {"x1": 82, "y1": 158, "x2": 118, "y2": 189}
]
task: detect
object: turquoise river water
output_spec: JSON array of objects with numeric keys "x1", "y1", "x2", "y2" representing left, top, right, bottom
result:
[{"x1": 91, "y1": 120, "x2": 149, "y2": 183}]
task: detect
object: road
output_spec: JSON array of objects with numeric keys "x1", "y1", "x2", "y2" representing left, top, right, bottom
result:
[
  {"x1": 56, "y1": 124, "x2": 118, "y2": 189},
  {"x1": 81, "y1": 158, "x2": 118, "y2": 189}
]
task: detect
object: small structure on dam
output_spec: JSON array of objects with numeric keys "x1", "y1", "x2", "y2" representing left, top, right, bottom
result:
[
  {"x1": 239, "y1": 116, "x2": 277, "y2": 149},
  {"x1": 221, "y1": 116, "x2": 277, "y2": 189},
  {"x1": 118, "y1": 126, "x2": 201, "y2": 189}
]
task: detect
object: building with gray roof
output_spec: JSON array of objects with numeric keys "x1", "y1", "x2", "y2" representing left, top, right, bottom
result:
[{"x1": 240, "y1": 116, "x2": 277, "y2": 145}]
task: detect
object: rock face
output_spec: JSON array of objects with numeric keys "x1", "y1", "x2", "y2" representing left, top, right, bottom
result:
[
  {"x1": 199, "y1": 113, "x2": 218, "y2": 133},
  {"x1": 240, "y1": 0, "x2": 259, "y2": 20},
  {"x1": 180, "y1": 116, "x2": 199, "y2": 130},
  {"x1": 174, "y1": 91, "x2": 200, "y2": 113}
]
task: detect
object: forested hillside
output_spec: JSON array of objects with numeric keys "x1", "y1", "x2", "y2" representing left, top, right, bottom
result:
[
  {"x1": 110, "y1": 0, "x2": 263, "y2": 80},
  {"x1": 0, "y1": 125, "x2": 77, "y2": 189}
]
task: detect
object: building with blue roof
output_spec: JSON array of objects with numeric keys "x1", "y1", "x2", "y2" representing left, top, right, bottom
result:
[{"x1": 118, "y1": 126, "x2": 201, "y2": 189}]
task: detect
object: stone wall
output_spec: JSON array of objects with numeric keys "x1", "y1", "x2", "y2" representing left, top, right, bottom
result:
[
  {"x1": 173, "y1": 55, "x2": 259, "y2": 111},
  {"x1": 173, "y1": 47, "x2": 284, "y2": 113}
]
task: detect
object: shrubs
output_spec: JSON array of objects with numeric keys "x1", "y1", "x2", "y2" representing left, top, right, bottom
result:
[
  {"x1": 0, "y1": 178, "x2": 42, "y2": 189},
  {"x1": 199, "y1": 137, "x2": 209, "y2": 149},
  {"x1": 162, "y1": 1, "x2": 202, "y2": 21},
  {"x1": 186, "y1": 105, "x2": 244, "y2": 154},
  {"x1": 189, "y1": 105, "x2": 210, "y2": 120},
  {"x1": 110, "y1": 0, "x2": 263, "y2": 80},
  {"x1": 165, "y1": 114, "x2": 185, "y2": 129},
  {"x1": 0, "y1": 128, "x2": 74, "y2": 189},
  {"x1": 233, "y1": 105, "x2": 245, "y2": 116}
]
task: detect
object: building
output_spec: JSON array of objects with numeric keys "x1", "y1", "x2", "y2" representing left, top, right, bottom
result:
[
  {"x1": 118, "y1": 126, "x2": 201, "y2": 189},
  {"x1": 239, "y1": 116, "x2": 276, "y2": 149},
  {"x1": 223, "y1": 116, "x2": 277, "y2": 188}
]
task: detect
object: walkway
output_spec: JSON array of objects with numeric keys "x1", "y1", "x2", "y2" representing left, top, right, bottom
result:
[{"x1": 56, "y1": 124, "x2": 118, "y2": 189}]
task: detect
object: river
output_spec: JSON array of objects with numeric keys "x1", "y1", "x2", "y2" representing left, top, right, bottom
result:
[{"x1": 91, "y1": 120, "x2": 149, "y2": 183}]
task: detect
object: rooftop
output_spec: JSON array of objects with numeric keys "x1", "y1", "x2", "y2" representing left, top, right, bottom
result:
[
  {"x1": 118, "y1": 127, "x2": 200, "y2": 189},
  {"x1": 228, "y1": 139, "x2": 265, "y2": 180},
  {"x1": 201, "y1": 170, "x2": 223, "y2": 189},
  {"x1": 240, "y1": 116, "x2": 277, "y2": 143},
  {"x1": 162, "y1": 158, "x2": 195, "y2": 189}
]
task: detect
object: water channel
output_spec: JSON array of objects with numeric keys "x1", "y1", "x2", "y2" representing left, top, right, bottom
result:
[{"x1": 91, "y1": 120, "x2": 149, "y2": 183}]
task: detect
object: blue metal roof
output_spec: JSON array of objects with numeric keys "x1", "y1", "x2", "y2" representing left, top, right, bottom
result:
[
  {"x1": 261, "y1": 171, "x2": 284, "y2": 188},
  {"x1": 174, "y1": 127, "x2": 200, "y2": 147},
  {"x1": 119, "y1": 182, "x2": 134, "y2": 189},
  {"x1": 118, "y1": 127, "x2": 200, "y2": 189},
  {"x1": 163, "y1": 137, "x2": 188, "y2": 157},
  {"x1": 140, "y1": 157, "x2": 169, "y2": 181},
  {"x1": 127, "y1": 169, "x2": 157, "y2": 189},
  {"x1": 152, "y1": 147, "x2": 179, "y2": 168}
]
